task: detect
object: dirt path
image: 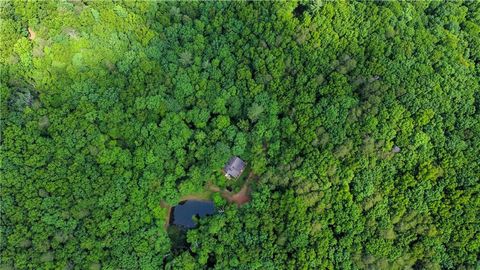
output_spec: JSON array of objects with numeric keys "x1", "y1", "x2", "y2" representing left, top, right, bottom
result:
[
  {"x1": 208, "y1": 172, "x2": 255, "y2": 206},
  {"x1": 28, "y1": 28, "x2": 36, "y2": 40},
  {"x1": 229, "y1": 184, "x2": 250, "y2": 205},
  {"x1": 208, "y1": 184, "x2": 221, "y2": 192}
]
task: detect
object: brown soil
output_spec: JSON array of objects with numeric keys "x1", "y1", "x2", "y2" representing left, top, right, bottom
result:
[
  {"x1": 229, "y1": 184, "x2": 250, "y2": 205},
  {"x1": 208, "y1": 172, "x2": 255, "y2": 206},
  {"x1": 28, "y1": 28, "x2": 36, "y2": 40}
]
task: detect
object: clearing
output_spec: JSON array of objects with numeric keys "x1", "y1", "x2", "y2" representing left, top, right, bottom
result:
[
  {"x1": 209, "y1": 174, "x2": 254, "y2": 206},
  {"x1": 161, "y1": 172, "x2": 257, "y2": 229}
]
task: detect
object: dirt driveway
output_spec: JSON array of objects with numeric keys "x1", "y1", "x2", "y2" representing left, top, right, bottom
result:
[{"x1": 209, "y1": 172, "x2": 255, "y2": 206}]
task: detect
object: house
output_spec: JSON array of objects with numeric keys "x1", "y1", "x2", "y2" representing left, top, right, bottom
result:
[{"x1": 223, "y1": 156, "x2": 246, "y2": 179}]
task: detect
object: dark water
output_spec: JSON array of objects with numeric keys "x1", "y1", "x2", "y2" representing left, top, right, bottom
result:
[{"x1": 170, "y1": 200, "x2": 215, "y2": 228}]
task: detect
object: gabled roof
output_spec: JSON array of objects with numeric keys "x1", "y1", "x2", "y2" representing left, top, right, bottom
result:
[{"x1": 224, "y1": 157, "x2": 245, "y2": 178}]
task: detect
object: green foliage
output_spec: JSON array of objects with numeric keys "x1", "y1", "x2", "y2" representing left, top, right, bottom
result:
[{"x1": 1, "y1": 1, "x2": 479, "y2": 269}]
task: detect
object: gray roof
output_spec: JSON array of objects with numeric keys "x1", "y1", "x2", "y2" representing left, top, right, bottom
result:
[{"x1": 224, "y1": 157, "x2": 245, "y2": 178}]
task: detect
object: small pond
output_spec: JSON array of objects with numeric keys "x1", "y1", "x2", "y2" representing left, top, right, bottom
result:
[{"x1": 170, "y1": 200, "x2": 215, "y2": 228}]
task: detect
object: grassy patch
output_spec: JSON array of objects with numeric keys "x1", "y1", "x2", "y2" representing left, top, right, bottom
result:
[{"x1": 179, "y1": 190, "x2": 213, "y2": 202}]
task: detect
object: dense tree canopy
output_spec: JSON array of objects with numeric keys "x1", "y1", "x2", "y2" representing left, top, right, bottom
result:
[{"x1": 1, "y1": 1, "x2": 479, "y2": 269}]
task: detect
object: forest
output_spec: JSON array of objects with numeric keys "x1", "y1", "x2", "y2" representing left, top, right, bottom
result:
[{"x1": 1, "y1": 1, "x2": 479, "y2": 269}]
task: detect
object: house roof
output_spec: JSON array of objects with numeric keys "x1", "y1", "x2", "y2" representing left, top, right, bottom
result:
[{"x1": 224, "y1": 157, "x2": 245, "y2": 178}]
